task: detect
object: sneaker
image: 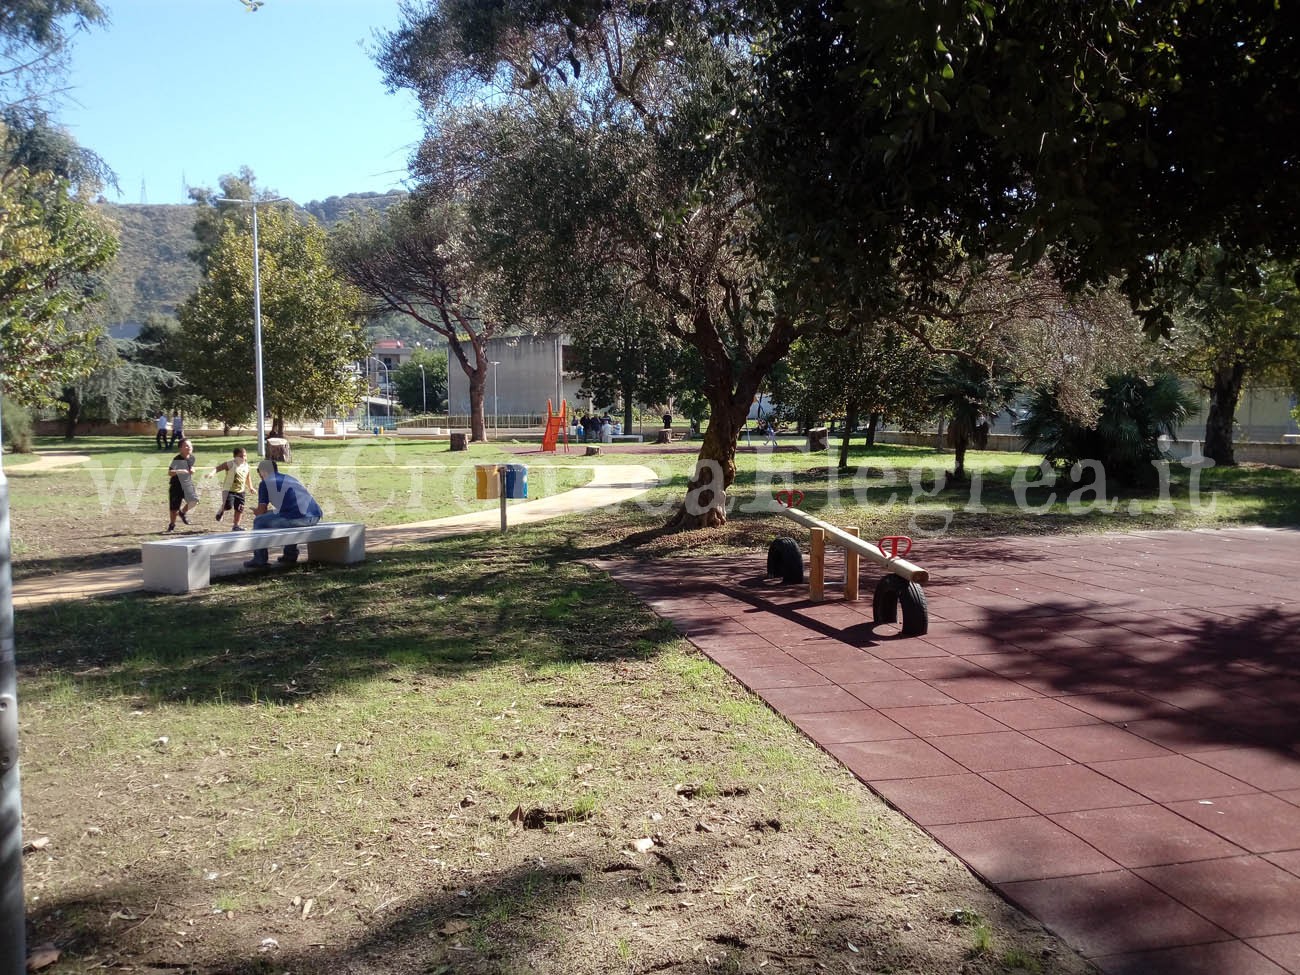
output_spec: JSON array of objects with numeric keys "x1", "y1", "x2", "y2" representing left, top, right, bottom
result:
[
  {"x1": 243, "y1": 557, "x2": 269, "y2": 569},
  {"x1": 276, "y1": 554, "x2": 299, "y2": 565},
  {"x1": 179, "y1": 511, "x2": 189, "y2": 525},
  {"x1": 232, "y1": 525, "x2": 246, "y2": 532},
  {"x1": 164, "y1": 524, "x2": 175, "y2": 533},
  {"x1": 215, "y1": 510, "x2": 224, "y2": 522}
]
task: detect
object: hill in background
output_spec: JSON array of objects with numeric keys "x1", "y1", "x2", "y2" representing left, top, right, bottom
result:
[{"x1": 98, "y1": 191, "x2": 407, "y2": 335}]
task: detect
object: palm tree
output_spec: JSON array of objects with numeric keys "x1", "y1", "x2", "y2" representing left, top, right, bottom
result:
[
  {"x1": 927, "y1": 359, "x2": 1019, "y2": 482},
  {"x1": 1017, "y1": 373, "x2": 1198, "y2": 488}
]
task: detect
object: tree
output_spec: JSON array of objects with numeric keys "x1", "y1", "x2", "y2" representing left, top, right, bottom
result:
[
  {"x1": 177, "y1": 202, "x2": 366, "y2": 434},
  {"x1": 569, "y1": 309, "x2": 678, "y2": 430},
  {"x1": 381, "y1": 4, "x2": 825, "y2": 527},
  {"x1": 392, "y1": 346, "x2": 447, "y2": 414},
  {"x1": 1159, "y1": 247, "x2": 1300, "y2": 466},
  {"x1": 330, "y1": 195, "x2": 505, "y2": 442},
  {"x1": 130, "y1": 312, "x2": 187, "y2": 375},
  {"x1": 58, "y1": 334, "x2": 181, "y2": 438},
  {"x1": 783, "y1": 325, "x2": 933, "y2": 467},
  {"x1": 927, "y1": 358, "x2": 1019, "y2": 483}
]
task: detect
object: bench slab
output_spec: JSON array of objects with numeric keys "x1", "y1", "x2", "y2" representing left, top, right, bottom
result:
[{"x1": 142, "y1": 522, "x2": 365, "y2": 594}]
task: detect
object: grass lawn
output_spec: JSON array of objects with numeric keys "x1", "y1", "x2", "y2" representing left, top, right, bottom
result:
[{"x1": 9, "y1": 433, "x2": 1299, "y2": 974}]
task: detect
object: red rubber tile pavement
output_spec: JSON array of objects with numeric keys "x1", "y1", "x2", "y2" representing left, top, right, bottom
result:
[{"x1": 603, "y1": 527, "x2": 1300, "y2": 972}]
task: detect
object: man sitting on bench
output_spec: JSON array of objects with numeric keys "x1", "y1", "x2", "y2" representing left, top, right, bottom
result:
[{"x1": 244, "y1": 459, "x2": 323, "y2": 569}]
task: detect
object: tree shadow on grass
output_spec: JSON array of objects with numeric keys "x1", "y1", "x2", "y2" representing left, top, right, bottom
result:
[{"x1": 14, "y1": 535, "x2": 681, "y2": 708}]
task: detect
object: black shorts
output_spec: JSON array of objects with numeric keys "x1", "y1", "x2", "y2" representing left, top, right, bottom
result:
[
  {"x1": 169, "y1": 479, "x2": 184, "y2": 510},
  {"x1": 222, "y1": 491, "x2": 246, "y2": 513}
]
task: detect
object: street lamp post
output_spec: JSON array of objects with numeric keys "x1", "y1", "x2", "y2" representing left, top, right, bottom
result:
[
  {"x1": 366, "y1": 356, "x2": 390, "y2": 421},
  {"x1": 418, "y1": 363, "x2": 427, "y2": 415},
  {"x1": 489, "y1": 360, "x2": 501, "y2": 429},
  {"x1": 215, "y1": 196, "x2": 286, "y2": 458}
]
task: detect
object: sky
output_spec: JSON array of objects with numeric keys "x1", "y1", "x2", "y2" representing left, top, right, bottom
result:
[{"x1": 59, "y1": 0, "x2": 423, "y2": 206}]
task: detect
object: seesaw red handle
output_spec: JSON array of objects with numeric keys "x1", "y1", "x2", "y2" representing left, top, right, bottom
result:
[{"x1": 878, "y1": 535, "x2": 913, "y2": 558}]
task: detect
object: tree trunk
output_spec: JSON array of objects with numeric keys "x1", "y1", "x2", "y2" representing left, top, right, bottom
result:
[
  {"x1": 468, "y1": 366, "x2": 488, "y2": 442},
  {"x1": 1204, "y1": 362, "x2": 1245, "y2": 466},
  {"x1": 271, "y1": 416, "x2": 285, "y2": 438},
  {"x1": 664, "y1": 308, "x2": 798, "y2": 531},
  {"x1": 62, "y1": 388, "x2": 81, "y2": 440},
  {"x1": 667, "y1": 409, "x2": 743, "y2": 529},
  {"x1": 666, "y1": 364, "x2": 760, "y2": 529},
  {"x1": 865, "y1": 413, "x2": 880, "y2": 448},
  {"x1": 621, "y1": 378, "x2": 634, "y2": 431},
  {"x1": 952, "y1": 435, "x2": 968, "y2": 482},
  {"x1": 838, "y1": 400, "x2": 860, "y2": 469}
]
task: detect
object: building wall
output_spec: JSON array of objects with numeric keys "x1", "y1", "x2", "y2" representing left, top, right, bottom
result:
[
  {"x1": 986, "y1": 385, "x2": 1299, "y2": 443},
  {"x1": 372, "y1": 340, "x2": 416, "y2": 372},
  {"x1": 445, "y1": 333, "x2": 584, "y2": 416}
]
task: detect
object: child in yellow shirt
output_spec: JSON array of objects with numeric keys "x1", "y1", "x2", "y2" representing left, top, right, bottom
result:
[{"x1": 214, "y1": 447, "x2": 253, "y2": 531}]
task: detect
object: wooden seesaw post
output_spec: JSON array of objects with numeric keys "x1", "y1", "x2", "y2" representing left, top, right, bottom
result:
[{"x1": 770, "y1": 500, "x2": 931, "y2": 636}]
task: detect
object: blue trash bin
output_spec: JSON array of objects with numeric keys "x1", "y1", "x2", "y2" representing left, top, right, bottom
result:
[{"x1": 501, "y1": 464, "x2": 528, "y2": 499}]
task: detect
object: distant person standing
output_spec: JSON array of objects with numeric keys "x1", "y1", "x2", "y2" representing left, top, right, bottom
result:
[
  {"x1": 662, "y1": 412, "x2": 673, "y2": 429},
  {"x1": 155, "y1": 411, "x2": 169, "y2": 451},
  {"x1": 168, "y1": 411, "x2": 184, "y2": 448},
  {"x1": 165, "y1": 439, "x2": 198, "y2": 533},
  {"x1": 244, "y1": 459, "x2": 323, "y2": 568},
  {"x1": 213, "y1": 446, "x2": 252, "y2": 530}
]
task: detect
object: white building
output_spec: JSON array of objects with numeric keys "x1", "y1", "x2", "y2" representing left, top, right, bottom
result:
[{"x1": 445, "y1": 333, "x2": 585, "y2": 418}]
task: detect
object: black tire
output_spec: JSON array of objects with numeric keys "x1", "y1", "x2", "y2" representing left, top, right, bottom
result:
[
  {"x1": 766, "y1": 537, "x2": 804, "y2": 584},
  {"x1": 872, "y1": 574, "x2": 929, "y2": 636}
]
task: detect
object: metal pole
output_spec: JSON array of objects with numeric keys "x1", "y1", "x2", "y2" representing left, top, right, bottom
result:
[
  {"x1": 251, "y1": 204, "x2": 268, "y2": 459},
  {"x1": 499, "y1": 468, "x2": 508, "y2": 533},
  {"x1": 419, "y1": 364, "x2": 426, "y2": 415},
  {"x1": 0, "y1": 398, "x2": 27, "y2": 974}
]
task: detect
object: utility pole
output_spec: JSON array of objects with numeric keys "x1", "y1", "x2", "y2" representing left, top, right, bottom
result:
[{"x1": 0, "y1": 397, "x2": 27, "y2": 974}]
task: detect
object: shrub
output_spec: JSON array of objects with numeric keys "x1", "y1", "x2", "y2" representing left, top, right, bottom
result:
[
  {"x1": 1017, "y1": 373, "x2": 1197, "y2": 488},
  {"x1": 1, "y1": 396, "x2": 34, "y2": 453}
]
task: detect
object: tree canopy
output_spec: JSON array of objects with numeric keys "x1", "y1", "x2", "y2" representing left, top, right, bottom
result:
[{"x1": 375, "y1": 0, "x2": 1300, "y2": 527}]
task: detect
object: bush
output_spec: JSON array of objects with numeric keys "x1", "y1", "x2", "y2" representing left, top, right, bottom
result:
[
  {"x1": 1016, "y1": 373, "x2": 1197, "y2": 488},
  {"x1": 1, "y1": 396, "x2": 34, "y2": 453}
]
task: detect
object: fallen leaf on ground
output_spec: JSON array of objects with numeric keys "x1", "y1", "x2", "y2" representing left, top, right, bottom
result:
[
  {"x1": 22, "y1": 836, "x2": 50, "y2": 854},
  {"x1": 26, "y1": 944, "x2": 60, "y2": 971},
  {"x1": 438, "y1": 920, "x2": 471, "y2": 937},
  {"x1": 630, "y1": 837, "x2": 654, "y2": 854}
]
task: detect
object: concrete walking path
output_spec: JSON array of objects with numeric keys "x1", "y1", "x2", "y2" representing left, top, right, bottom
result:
[{"x1": 12, "y1": 463, "x2": 659, "y2": 609}]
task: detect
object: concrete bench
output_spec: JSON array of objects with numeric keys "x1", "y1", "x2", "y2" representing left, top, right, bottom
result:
[
  {"x1": 142, "y1": 522, "x2": 365, "y2": 594},
  {"x1": 610, "y1": 434, "x2": 643, "y2": 443}
]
